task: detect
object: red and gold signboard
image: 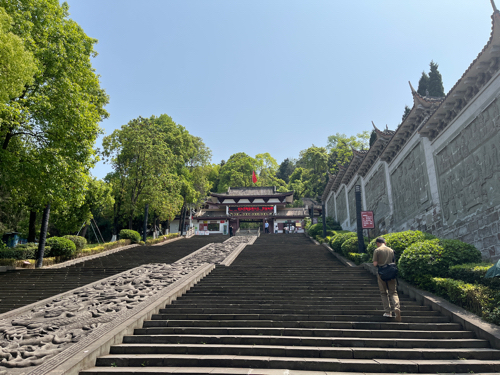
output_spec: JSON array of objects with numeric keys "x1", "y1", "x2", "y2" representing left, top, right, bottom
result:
[{"x1": 228, "y1": 206, "x2": 273, "y2": 216}]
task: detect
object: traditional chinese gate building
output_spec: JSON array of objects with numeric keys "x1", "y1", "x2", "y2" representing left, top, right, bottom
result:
[{"x1": 194, "y1": 187, "x2": 308, "y2": 235}]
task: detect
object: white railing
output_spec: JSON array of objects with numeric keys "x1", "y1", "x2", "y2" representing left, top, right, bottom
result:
[{"x1": 185, "y1": 227, "x2": 195, "y2": 238}]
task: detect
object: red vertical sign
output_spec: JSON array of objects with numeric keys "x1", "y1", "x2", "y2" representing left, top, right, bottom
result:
[{"x1": 361, "y1": 211, "x2": 375, "y2": 229}]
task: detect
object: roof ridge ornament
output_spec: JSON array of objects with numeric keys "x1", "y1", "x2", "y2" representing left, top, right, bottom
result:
[
  {"x1": 409, "y1": 81, "x2": 417, "y2": 94},
  {"x1": 492, "y1": 0, "x2": 498, "y2": 12}
]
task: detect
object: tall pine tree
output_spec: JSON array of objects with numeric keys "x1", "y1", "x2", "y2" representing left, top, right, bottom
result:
[
  {"x1": 417, "y1": 71, "x2": 429, "y2": 96},
  {"x1": 428, "y1": 60, "x2": 445, "y2": 97}
]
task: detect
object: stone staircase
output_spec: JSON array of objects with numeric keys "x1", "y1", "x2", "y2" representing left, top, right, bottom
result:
[
  {"x1": 81, "y1": 234, "x2": 500, "y2": 374},
  {"x1": 0, "y1": 235, "x2": 224, "y2": 314}
]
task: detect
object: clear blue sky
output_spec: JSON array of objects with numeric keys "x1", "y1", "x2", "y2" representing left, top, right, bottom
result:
[{"x1": 64, "y1": 0, "x2": 494, "y2": 179}]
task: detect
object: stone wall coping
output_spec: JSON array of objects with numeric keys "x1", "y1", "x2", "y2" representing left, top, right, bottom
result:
[
  {"x1": 360, "y1": 262, "x2": 500, "y2": 350},
  {"x1": 31, "y1": 263, "x2": 215, "y2": 375},
  {"x1": 220, "y1": 243, "x2": 247, "y2": 266}
]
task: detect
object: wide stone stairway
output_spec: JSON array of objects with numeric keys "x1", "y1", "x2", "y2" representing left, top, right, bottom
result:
[
  {"x1": 82, "y1": 235, "x2": 500, "y2": 374},
  {"x1": 0, "y1": 236, "x2": 224, "y2": 314}
]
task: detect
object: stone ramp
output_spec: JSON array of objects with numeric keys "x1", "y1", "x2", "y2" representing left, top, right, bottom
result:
[
  {"x1": 81, "y1": 235, "x2": 500, "y2": 374},
  {"x1": 0, "y1": 235, "x2": 224, "y2": 314}
]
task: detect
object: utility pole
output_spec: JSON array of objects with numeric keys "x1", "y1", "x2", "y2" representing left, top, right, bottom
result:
[
  {"x1": 355, "y1": 185, "x2": 365, "y2": 253},
  {"x1": 322, "y1": 203, "x2": 327, "y2": 238},
  {"x1": 36, "y1": 203, "x2": 51, "y2": 268},
  {"x1": 143, "y1": 204, "x2": 149, "y2": 243}
]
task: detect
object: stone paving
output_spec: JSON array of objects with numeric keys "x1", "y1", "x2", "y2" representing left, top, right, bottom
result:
[
  {"x1": 0, "y1": 236, "x2": 225, "y2": 314},
  {"x1": 0, "y1": 235, "x2": 253, "y2": 374},
  {"x1": 81, "y1": 234, "x2": 500, "y2": 374}
]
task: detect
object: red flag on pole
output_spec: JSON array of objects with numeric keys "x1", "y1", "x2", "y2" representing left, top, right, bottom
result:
[{"x1": 252, "y1": 170, "x2": 257, "y2": 184}]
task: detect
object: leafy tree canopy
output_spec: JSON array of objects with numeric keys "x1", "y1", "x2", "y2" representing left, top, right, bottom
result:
[
  {"x1": 217, "y1": 152, "x2": 257, "y2": 192},
  {"x1": 417, "y1": 71, "x2": 429, "y2": 96},
  {"x1": 0, "y1": 0, "x2": 109, "y2": 212},
  {"x1": 0, "y1": 6, "x2": 36, "y2": 103},
  {"x1": 428, "y1": 60, "x2": 445, "y2": 97}
]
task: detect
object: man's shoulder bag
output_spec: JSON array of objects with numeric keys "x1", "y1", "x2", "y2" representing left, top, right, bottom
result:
[{"x1": 377, "y1": 251, "x2": 398, "y2": 281}]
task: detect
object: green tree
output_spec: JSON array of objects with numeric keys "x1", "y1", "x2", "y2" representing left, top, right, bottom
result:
[
  {"x1": 298, "y1": 146, "x2": 328, "y2": 174},
  {"x1": 417, "y1": 71, "x2": 429, "y2": 96},
  {"x1": 255, "y1": 153, "x2": 278, "y2": 176},
  {"x1": 276, "y1": 158, "x2": 296, "y2": 183},
  {"x1": 402, "y1": 105, "x2": 411, "y2": 122},
  {"x1": 0, "y1": 6, "x2": 36, "y2": 103},
  {"x1": 326, "y1": 132, "x2": 369, "y2": 173},
  {"x1": 50, "y1": 178, "x2": 114, "y2": 236},
  {"x1": 0, "y1": 0, "x2": 109, "y2": 240},
  {"x1": 217, "y1": 153, "x2": 257, "y2": 192},
  {"x1": 428, "y1": 60, "x2": 445, "y2": 97},
  {"x1": 102, "y1": 115, "x2": 188, "y2": 231}
]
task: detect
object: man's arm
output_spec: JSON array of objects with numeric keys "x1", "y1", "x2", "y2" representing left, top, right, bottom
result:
[{"x1": 372, "y1": 249, "x2": 378, "y2": 267}]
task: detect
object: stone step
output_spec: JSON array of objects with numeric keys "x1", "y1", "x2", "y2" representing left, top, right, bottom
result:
[
  {"x1": 122, "y1": 334, "x2": 489, "y2": 348},
  {"x1": 93, "y1": 354, "x2": 500, "y2": 373},
  {"x1": 80, "y1": 367, "x2": 500, "y2": 375},
  {"x1": 151, "y1": 313, "x2": 449, "y2": 323},
  {"x1": 157, "y1": 308, "x2": 438, "y2": 316},
  {"x1": 134, "y1": 326, "x2": 474, "y2": 339},
  {"x1": 109, "y1": 343, "x2": 500, "y2": 360},
  {"x1": 142, "y1": 319, "x2": 464, "y2": 331},
  {"x1": 169, "y1": 302, "x2": 428, "y2": 309},
  {"x1": 174, "y1": 298, "x2": 420, "y2": 306}
]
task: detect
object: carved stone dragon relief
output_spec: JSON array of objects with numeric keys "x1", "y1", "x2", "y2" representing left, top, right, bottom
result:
[{"x1": 0, "y1": 237, "x2": 254, "y2": 373}]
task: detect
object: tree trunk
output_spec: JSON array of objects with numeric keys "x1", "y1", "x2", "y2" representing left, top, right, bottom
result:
[
  {"x1": 80, "y1": 224, "x2": 89, "y2": 238},
  {"x1": 143, "y1": 204, "x2": 149, "y2": 242},
  {"x1": 179, "y1": 203, "x2": 186, "y2": 235},
  {"x1": 28, "y1": 210, "x2": 37, "y2": 242},
  {"x1": 36, "y1": 203, "x2": 50, "y2": 269}
]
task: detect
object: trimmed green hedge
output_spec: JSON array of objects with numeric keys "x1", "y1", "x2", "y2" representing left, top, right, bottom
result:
[
  {"x1": 329, "y1": 232, "x2": 356, "y2": 253},
  {"x1": 347, "y1": 252, "x2": 370, "y2": 265},
  {"x1": 63, "y1": 235, "x2": 87, "y2": 251},
  {"x1": 119, "y1": 229, "x2": 141, "y2": 244},
  {"x1": 432, "y1": 277, "x2": 500, "y2": 325},
  {"x1": 0, "y1": 245, "x2": 43, "y2": 260},
  {"x1": 340, "y1": 236, "x2": 369, "y2": 257},
  {"x1": 366, "y1": 230, "x2": 435, "y2": 260},
  {"x1": 398, "y1": 239, "x2": 481, "y2": 282},
  {"x1": 448, "y1": 262, "x2": 500, "y2": 290},
  {"x1": 46, "y1": 237, "x2": 77, "y2": 258}
]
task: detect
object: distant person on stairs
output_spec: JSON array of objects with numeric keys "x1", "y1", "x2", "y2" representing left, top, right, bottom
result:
[
  {"x1": 372, "y1": 237, "x2": 401, "y2": 322},
  {"x1": 264, "y1": 221, "x2": 269, "y2": 234}
]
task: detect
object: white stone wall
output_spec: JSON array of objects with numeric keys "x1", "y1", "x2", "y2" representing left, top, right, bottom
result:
[{"x1": 325, "y1": 71, "x2": 500, "y2": 261}]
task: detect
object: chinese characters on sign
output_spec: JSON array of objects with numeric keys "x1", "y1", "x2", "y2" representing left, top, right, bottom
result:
[
  {"x1": 228, "y1": 206, "x2": 274, "y2": 216},
  {"x1": 361, "y1": 211, "x2": 375, "y2": 229}
]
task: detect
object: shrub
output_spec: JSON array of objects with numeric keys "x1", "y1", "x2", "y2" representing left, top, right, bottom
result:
[
  {"x1": 145, "y1": 233, "x2": 179, "y2": 245},
  {"x1": 366, "y1": 230, "x2": 435, "y2": 260},
  {"x1": 138, "y1": 241, "x2": 145, "y2": 245},
  {"x1": 346, "y1": 252, "x2": 369, "y2": 265},
  {"x1": 329, "y1": 232, "x2": 356, "y2": 253},
  {"x1": 439, "y1": 239, "x2": 482, "y2": 266},
  {"x1": 432, "y1": 277, "x2": 497, "y2": 320},
  {"x1": 449, "y1": 262, "x2": 500, "y2": 290},
  {"x1": 119, "y1": 229, "x2": 141, "y2": 244},
  {"x1": 307, "y1": 222, "x2": 341, "y2": 238},
  {"x1": 0, "y1": 245, "x2": 41, "y2": 260},
  {"x1": 325, "y1": 217, "x2": 342, "y2": 231},
  {"x1": 340, "y1": 236, "x2": 369, "y2": 257},
  {"x1": 398, "y1": 239, "x2": 482, "y2": 282},
  {"x1": 63, "y1": 235, "x2": 87, "y2": 251},
  {"x1": 46, "y1": 237, "x2": 77, "y2": 258}
]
